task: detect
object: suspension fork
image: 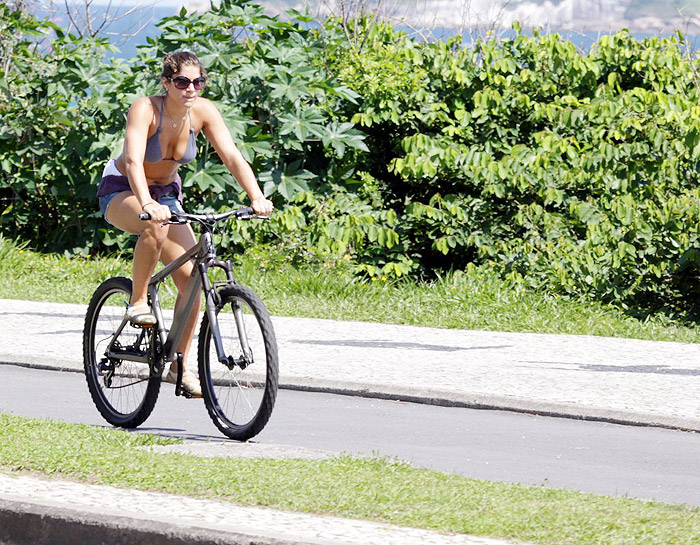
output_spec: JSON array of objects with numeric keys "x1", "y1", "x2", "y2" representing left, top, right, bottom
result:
[
  {"x1": 232, "y1": 299, "x2": 253, "y2": 365},
  {"x1": 200, "y1": 258, "x2": 252, "y2": 368},
  {"x1": 200, "y1": 260, "x2": 229, "y2": 366}
]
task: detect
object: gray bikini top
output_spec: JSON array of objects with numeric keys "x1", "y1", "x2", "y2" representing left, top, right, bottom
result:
[{"x1": 144, "y1": 98, "x2": 197, "y2": 164}]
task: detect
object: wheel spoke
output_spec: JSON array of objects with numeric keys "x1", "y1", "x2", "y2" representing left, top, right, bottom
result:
[
  {"x1": 83, "y1": 278, "x2": 161, "y2": 428},
  {"x1": 199, "y1": 285, "x2": 278, "y2": 441}
]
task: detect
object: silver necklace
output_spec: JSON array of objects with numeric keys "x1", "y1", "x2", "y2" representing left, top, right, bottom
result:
[{"x1": 163, "y1": 106, "x2": 186, "y2": 129}]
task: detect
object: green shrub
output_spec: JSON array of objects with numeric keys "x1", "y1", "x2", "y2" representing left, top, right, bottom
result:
[
  {"x1": 333, "y1": 25, "x2": 700, "y2": 313},
  {"x1": 4, "y1": 2, "x2": 700, "y2": 316}
]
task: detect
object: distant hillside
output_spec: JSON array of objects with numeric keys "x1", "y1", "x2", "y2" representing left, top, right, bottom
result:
[
  {"x1": 31, "y1": 0, "x2": 700, "y2": 57},
  {"x1": 255, "y1": 0, "x2": 700, "y2": 32}
]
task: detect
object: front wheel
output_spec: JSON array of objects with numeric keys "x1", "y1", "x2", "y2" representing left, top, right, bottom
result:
[
  {"x1": 198, "y1": 284, "x2": 279, "y2": 441},
  {"x1": 83, "y1": 277, "x2": 161, "y2": 428}
]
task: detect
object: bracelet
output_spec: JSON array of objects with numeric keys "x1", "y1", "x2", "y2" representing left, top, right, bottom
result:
[{"x1": 141, "y1": 201, "x2": 156, "y2": 211}]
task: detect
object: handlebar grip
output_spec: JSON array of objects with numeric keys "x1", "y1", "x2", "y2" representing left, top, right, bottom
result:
[
  {"x1": 139, "y1": 212, "x2": 151, "y2": 221},
  {"x1": 238, "y1": 207, "x2": 256, "y2": 217}
]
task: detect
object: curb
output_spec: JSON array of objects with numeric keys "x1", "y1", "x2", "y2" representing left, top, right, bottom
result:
[
  {"x1": 0, "y1": 498, "x2": 298, "y2": 545},
  {"x1": 280, "y1": 376, "x2": 700, "y2": 433}
]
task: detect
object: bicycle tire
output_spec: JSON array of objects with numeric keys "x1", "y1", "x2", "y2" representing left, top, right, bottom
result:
[
  {"x1": 198, "y1": 283, "x2": 279, "y2": 441},
  {"x1": 83, "y1": 277, "x2": 161, "y2": 428}
]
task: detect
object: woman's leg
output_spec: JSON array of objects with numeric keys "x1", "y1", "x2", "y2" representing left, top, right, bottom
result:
[
  {"x1": 159, "y1": 222, "x2": 200, "y2": 375},
  {"x1": 107, "y1": 193, "x2": 199, "y2": 388},
  {"x1": 105, "y1": 192, "x2": 169, "y2": 308}
]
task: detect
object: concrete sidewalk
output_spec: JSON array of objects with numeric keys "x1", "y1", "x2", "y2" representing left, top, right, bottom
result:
[{"x1": 1, "y1": 297, "x2": 700, "y2": 544}]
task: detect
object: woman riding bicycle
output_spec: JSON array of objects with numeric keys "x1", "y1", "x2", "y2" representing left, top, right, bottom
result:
[{"x1": 96, "y1": 51, "x2": 273, "y2": 397}]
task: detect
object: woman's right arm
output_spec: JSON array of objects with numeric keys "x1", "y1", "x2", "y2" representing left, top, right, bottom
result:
[{"x1": 123, "y1": 98, "x2": 170, "y2": 221}]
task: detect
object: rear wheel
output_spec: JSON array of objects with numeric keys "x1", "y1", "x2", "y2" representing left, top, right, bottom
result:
[
  {"x1": 83, "y1": 277, "x2": 161, "y2": 428},
  {"x1": 198, "y1": 284, "x2": 278, "y2": 441}
]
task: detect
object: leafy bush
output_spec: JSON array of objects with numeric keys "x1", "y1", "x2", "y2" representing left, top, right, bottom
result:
[
  {"x1": 331, "y1": 23, "x2": 700, "y2": 313},
  {"x1": 0, "y1": 1, "x2": 372, "y2": 253},
  {"x1": 0, "y1": 5, "x2": 118, "y2": 252},
  {"x1": 4, "y1": 2, "x2": 700, "y2": 316}
]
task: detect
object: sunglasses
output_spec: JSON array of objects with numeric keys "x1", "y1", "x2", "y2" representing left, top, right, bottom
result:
[{"x1": 168, "y1": 76, "x2": 207, "y2": 90}]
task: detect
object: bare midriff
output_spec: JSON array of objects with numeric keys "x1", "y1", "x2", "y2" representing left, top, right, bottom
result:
[{"x1": 114, "y1": 154, "x2": 179, "y2": 187}]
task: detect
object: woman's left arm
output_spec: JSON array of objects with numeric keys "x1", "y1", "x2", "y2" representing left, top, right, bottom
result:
[{"x1": 200, "y1": 98, "x2": 273, "y2": 215}]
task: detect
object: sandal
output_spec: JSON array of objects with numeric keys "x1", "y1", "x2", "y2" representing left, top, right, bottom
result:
[
  {"x1": 165, "y1": 370, "x2": 202, "y2": 398},
  {"x1": 125, "y1": 303, "x2": 157, "y2": 326}
]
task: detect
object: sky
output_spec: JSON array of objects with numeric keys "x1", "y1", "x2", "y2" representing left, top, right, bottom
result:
[
  {"x1": 66, "y1": 0, "x2": 189, "y2": 5},
  {"x1": 43, "y1": 0, "x2": 199, "y2": 12}
]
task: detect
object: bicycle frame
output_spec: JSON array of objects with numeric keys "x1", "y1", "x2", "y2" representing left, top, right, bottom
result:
[
  {"x1": 150, "y1": 228, "x2": 236, "y2": 365},
  {"x1": 105, "y1": 227, "x2": 238, "y2": 370}
]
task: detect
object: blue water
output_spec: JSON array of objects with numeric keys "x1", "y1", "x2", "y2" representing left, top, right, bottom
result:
[
  {"x1": 34, "y1": 4, "x2": 179, "y2": 59},
  {"x1": 402, "y1": 26, "x2": 700, "y2": 50},
  {"x1": 32, "y1": 4, "x2": 700, "y2": 59}
]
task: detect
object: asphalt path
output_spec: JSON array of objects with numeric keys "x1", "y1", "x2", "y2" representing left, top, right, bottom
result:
[{"x1": 2, "y1": 364, "x2": 699, "y2": 507}]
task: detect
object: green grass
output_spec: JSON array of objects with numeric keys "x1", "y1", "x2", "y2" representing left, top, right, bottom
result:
[
  {"x1": 2, "y1": 237, "x2": 699, "y2": 542},
  {"x1": 0, "y1": 413, "x2": 698, "y2": 545},
  {"x1": 1, "y1": 235, "x2": 700, "y2": 343}
]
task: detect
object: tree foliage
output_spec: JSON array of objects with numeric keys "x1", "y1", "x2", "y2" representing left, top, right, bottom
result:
[
  {"x1": 329, "y1": 22, "x2": 700, "y2": 314},
  {"x1": 3, "y1": 2, "x2": 700, "y2": 316}
]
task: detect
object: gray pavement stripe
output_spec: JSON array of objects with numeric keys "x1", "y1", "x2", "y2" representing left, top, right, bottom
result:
[
  {"x1": 142, "y1": 441, "x2": 336, "y2": 460},
  {"x1": 4, "y1": 357, "x2": 699, "y2": 432},
  {"x1": 276, "y1": 376, "x2": 700, "y2": 432}
]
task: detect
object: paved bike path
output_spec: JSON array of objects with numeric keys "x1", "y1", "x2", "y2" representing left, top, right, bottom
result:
[
  {"x1": 1, "y1": 298, "x2": 699, "y2": 545},
  {"x1": 1, "y1": 298, "x2": 699, "y2": 431}
]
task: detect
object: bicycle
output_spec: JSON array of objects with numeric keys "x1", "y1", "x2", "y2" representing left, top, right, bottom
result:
[{"x1": 82, "y1": 207, "x2": 278, "y2": 441}]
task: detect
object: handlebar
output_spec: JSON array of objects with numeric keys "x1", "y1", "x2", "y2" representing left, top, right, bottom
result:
[{"x1": 139, "y1": 207, "x2": 265, "y2": 224}]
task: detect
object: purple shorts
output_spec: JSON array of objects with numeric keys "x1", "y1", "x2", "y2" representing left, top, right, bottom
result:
[{"x1": 97, "y1": 159, "x2": 183, "y2": 222}]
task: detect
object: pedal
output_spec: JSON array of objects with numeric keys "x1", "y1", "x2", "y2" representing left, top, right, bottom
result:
[
  {"x1": 175, "y1": 382, "x2": 203, "y2": 399},
  {"x1": 178, "y1": 389, "x2": 203, "y2": 399},
  {"x1": 131, "y1": 322, "x2": 154, "y2": 329},
  {"x1": 174, "y1": 352, "x2": 185, "y2": 397},
  {"x1": 172, "y1": 352, "x2": 203, "y2": 399}
]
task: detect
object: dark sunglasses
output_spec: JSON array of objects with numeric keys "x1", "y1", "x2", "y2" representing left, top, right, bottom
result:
[{"x1": 168, "y1": 76, "x2": 207, "y2": 90}]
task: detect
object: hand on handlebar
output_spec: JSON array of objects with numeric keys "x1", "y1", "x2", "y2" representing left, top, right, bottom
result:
[
  {"x1": 141, "y1": 201, "x2": 171, "y2": 223},
  {"x1": 250, "y1": 196, "x2": 274, "y2": 217}
]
